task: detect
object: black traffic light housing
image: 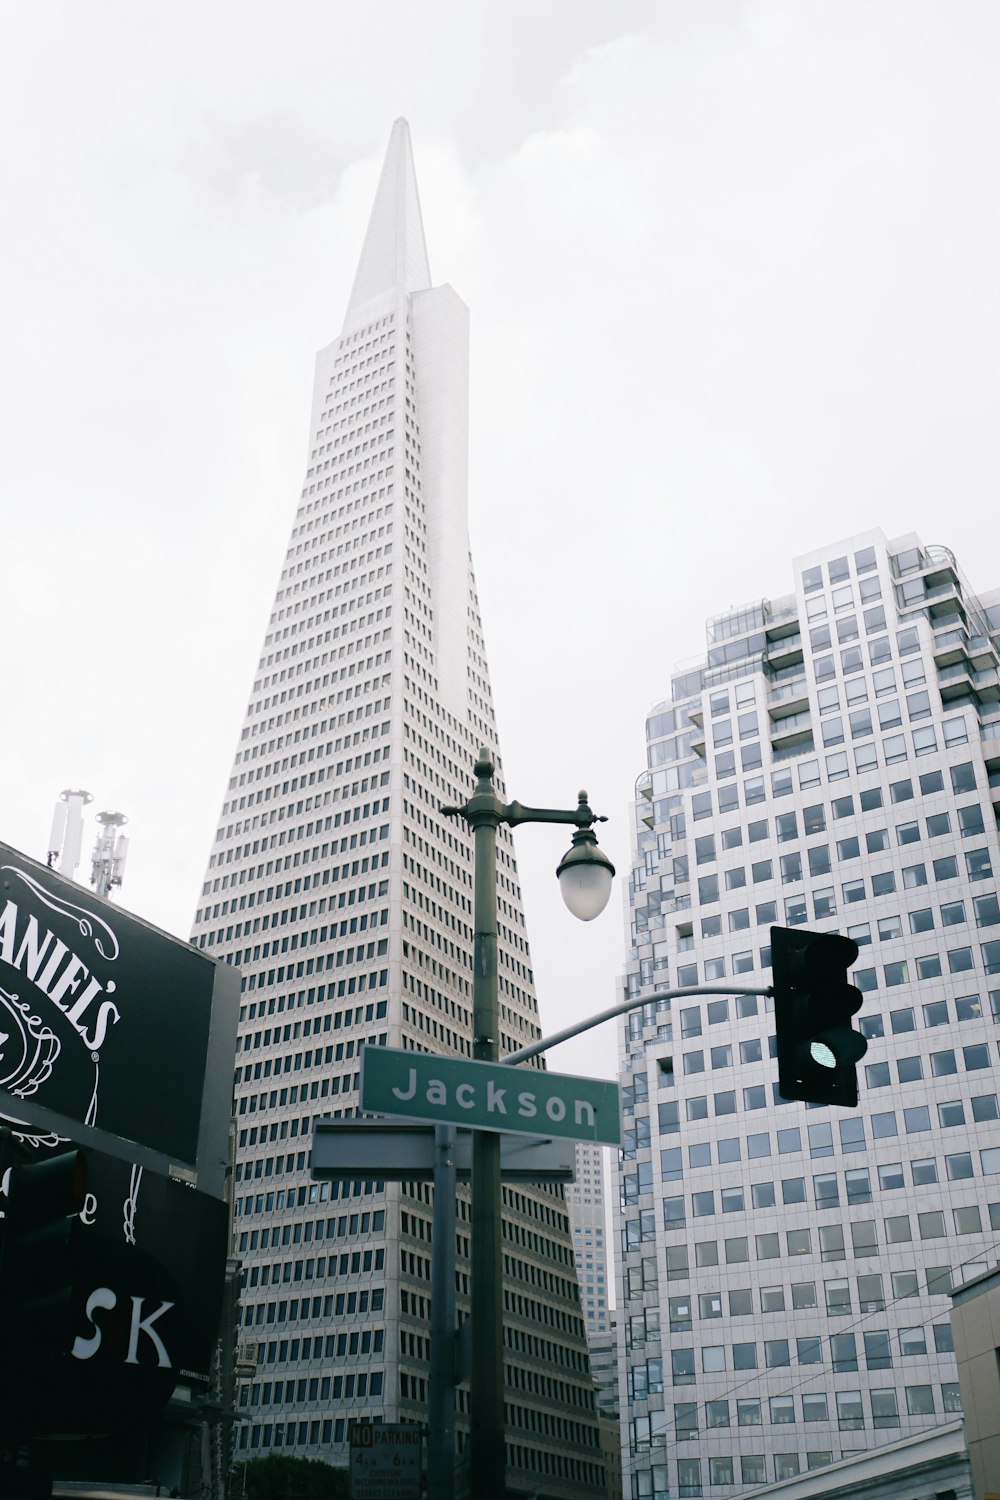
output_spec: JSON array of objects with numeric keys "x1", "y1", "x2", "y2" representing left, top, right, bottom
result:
[
  {"x1": 0, "y1": 1148, "x2": 88, "y2": 1359},
  {"x1": 770, "y1": 925, "x2": 868, "y2": 1107}
]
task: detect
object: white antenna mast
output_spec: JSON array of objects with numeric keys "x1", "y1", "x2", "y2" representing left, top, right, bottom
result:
[
  {"x1": 91, "y1": 812, "x2": 130, "y2": 900},
  {"x1": 48, "y1": 789, "x2": 93, "y2": 878},
  {"x1": 46, "y1": 791, "x2": 130, "y2": 901}
]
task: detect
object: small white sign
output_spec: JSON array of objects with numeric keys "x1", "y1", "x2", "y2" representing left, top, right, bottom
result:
[{"x1": 349, "y1": 1423, "x2": 422, "y2": 1500}]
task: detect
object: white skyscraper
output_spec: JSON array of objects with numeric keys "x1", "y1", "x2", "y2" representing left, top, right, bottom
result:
[
  {"x1": 191, "y1": 121, "x2": 605, "y2": 1496},
  {"x1": 617, "y1": 529, "x2": 999, "y2": 1496},
  {"x1": 567, "y1": 1141, "x2": 612, "y2": 1337}
]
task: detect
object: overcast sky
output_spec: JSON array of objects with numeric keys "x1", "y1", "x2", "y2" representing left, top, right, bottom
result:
[{"x1": 1, "y1": 1, "x2": 998, "y2": 1084}]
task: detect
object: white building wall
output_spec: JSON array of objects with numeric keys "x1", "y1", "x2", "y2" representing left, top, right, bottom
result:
[{"x1": 411, "y1": 283, "x2": 471, "y2": 717}]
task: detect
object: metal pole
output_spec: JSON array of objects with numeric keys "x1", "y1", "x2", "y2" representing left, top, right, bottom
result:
[
  {"x1": 505, "y1": 985, "x2": 772, "y2": 1066},
  {"x1": 428, "y1": 1124, "x2": 457, "y2": 1500},
  {"x1": 439, "y1": 749, "x2": 618, "y2": 1500},
  {"x1": 469, "y1": 791, "x2": 505, "y2": 1500}
]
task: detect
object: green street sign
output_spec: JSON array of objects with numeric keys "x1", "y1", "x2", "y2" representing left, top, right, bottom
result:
[{"x1": 360, "y1": 1045, "x2": 621, "y2": 1146}]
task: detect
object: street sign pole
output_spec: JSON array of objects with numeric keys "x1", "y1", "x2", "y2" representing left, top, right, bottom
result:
[
  {"x1": 428, "y1": 1125, "x2": 457, "y2": 1500},
  {"x1": 311, "y1": 1121, "x2": 577, "y2": 1500},
  {"x1": 469, "y1": 801, "x2": 505, "y2": 1500}
]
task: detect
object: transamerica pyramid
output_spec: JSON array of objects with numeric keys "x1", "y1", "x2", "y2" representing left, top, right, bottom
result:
[{"x1": 190, "y1": 120, "x2": 607, "y2": 1497}]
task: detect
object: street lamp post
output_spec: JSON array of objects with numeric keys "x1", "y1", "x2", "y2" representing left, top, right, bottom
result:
[{"x1": 442, "y1": 749, "x2": 615, "y2": 1500}]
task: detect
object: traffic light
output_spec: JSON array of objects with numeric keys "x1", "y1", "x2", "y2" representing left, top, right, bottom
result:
[
  {"x1": 0, "y1": 1148, "x2": 88, "y2": 1358},
  {"x1": 770, "y1": 925, "x2": 868, "y2": 1107}
]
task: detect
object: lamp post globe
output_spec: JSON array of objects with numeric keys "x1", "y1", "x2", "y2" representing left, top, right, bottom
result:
[{"x1": 556, "y1": 825, "x2": 616, "y2": 922}]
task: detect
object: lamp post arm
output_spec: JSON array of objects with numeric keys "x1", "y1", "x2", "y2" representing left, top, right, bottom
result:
[
  {"x1": 503, "y1": 794, "x2": 606, "y2": 830},
  {"x1": 504, "y1": 985, "x2": 773, "y2": 1067},
  {"x1": 442, "y1": 790, "x2": 607, "y2": 833}
]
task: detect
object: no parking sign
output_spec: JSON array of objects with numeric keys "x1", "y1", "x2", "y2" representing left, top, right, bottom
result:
[{"x1": 349, "y1": 1423, "x2": 422, "y2": 1499}]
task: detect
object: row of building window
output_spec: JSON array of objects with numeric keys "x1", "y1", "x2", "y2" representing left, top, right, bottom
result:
[
  {"x1": 646, "y1": 1079, "x2": 1000, "y2": 1137},
  {"x1": 239, "y1": 1401, "x2": 382, "y2": 1449},
  {"x1": 631, "y1": 1323, "x2": 952, "y2": 1394},
  {"x1": 653, "y1": 1226, "x2": 976, "y2": 1290},
  {"x1": 646, "y1": 1378, "x2": 961, "y2": 1422},
  {"x1": 623, "y1": 1265, "x2": 962, "y2": 1350},
  {"x1": 693, "y1": 838, "x2": 991, "y2": 911},
  {"x1": 669, "y1": 915, "x2": 1000, "y2": 993},
  {"x1": 672, "y1": 1033, "x2": 1000, "y2": 1091},
  {"x1": 656, "y1": 1144, "x2": 1000, "y2": 1195},
  {"x1": 676, "y1": 762, "x2": 972, "y2": 857},
  {"x1": 659, "y1": 1199, "x2": 1000, "y2": 1250},
  {"x1": 802, "y1": 547, "x2": 880, "y2": 594},
  {"x1": 637, "y1": 987, "x2": 998, "y2": 1058}
]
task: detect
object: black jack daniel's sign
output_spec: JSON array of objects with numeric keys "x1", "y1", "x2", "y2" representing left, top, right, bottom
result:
[
  {"x1": 0, "y1": 841, "x2": 238, "y2": 1437},
  {"x1": 0, "y1": 1144, "x2": 230, "y2": 1435},
  {"x1": 67, "y1": 1150, "x2": 228, "y2": 1382},
  {"x1": 0, "y1": 840, "x2": 236, "y2": 1174}
]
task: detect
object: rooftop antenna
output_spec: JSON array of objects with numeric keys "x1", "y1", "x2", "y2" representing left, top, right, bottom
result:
[
  {"x1": 47, "y1": 789, "x2": 93, "y2": 878},
  {"x1": 91, "y1": 812, "x2": 130, "y2": 900}
]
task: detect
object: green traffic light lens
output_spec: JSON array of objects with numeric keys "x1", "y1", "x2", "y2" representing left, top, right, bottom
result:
[{"x1": 810, "y1": 1041, "x2": 837, "y2": 1069}]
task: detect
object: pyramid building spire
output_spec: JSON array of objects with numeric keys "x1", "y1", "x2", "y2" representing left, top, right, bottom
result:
[{"x1": 344, "y1": 117, "x2": 431, "y2": 328}]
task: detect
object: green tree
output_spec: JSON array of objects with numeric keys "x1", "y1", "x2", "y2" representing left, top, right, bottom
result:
[{"x1": 231, "y1": 1454, "x2": 349, "y2": 1500}]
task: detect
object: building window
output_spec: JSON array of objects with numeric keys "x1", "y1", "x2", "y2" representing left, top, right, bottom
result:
[
  {"x1": 951, "y1": 762, "x2": 977, "y2": 794},
  {"x1": 831, "y1": 1333, "x2": 858, "y2": 1372},
  {"x1": 825, "y1": 1280, "x2": 851, "y2": 1316},
  {"x1": 918, "y1": 1211, "x2": 946, "y2": 1239},
  {"x1": 870, "y1": 1389, "x2": 900, "y2": 1428},
  {"x1": 802, "y1": 1393, "x2": 829, "y2": 1422},
  {"x1": 836, "y1": 1391, "x2": 864, "y2": 1430},
  {"x1": 863, "y1": 1338, "x2": 893, "y2": 1374},
  {"x1": 676, "y1": 1457, "x2": 701, "y2": 1496},
  {"x1": 906, "y1": 1385, "x2": 935, "y2": 1416},
  {"x1": 954, "y1": 1205, "x2": 982, "y2": 1234}
]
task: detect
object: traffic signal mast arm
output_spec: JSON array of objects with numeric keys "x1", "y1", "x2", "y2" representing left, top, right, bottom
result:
[
  {"x1": 503, "y1": 927, "x2": 867, "y2": 1113},
  {"x1": 504, "y1": 985, "x2": 771, "y2": 1067}
]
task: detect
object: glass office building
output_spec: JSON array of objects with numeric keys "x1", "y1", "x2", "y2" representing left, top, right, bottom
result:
[{"x1": 617, "y1": 529, "x2": 1000, "y2": 1495}]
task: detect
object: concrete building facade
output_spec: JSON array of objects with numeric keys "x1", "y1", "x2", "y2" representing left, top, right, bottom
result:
[
  {"x1": 617, "y1": 529, "x2": 1000, "y2": 1496},
  {"x1": 190, "y1": 120, "x2": 604, "y2": 1497},
  {"x1": 951, "y1": 1265, "x2": 1000, "y2": 1498}
]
